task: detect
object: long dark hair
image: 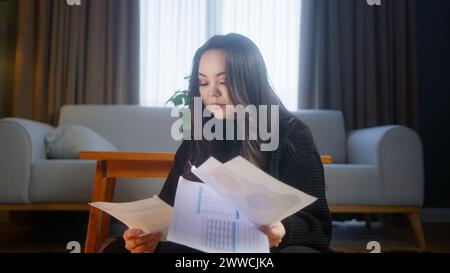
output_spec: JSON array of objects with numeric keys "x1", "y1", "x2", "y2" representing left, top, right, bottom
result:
[{"x1": 186, "y1": 33, "x2": 295, "y2": 170}]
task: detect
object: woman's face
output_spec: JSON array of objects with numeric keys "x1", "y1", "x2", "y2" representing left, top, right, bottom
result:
[{"x1": 198, "y1": 49, "x2": 233, "y2": 120}]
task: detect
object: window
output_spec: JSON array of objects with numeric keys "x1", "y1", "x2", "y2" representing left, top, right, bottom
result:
[{"x1": 140, "y1": 0, "x2": 301, "y2": 110}]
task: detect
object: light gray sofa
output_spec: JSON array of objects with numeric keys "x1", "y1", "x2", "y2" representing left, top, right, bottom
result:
[{"x1": 0, "y1": 105, "x2": 425, "y2": 246}]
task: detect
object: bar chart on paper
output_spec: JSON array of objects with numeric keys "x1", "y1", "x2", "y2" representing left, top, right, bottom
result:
[
  {"x1": 167, "y1": 178, "x2": 270, "y2": 253},
  {"x1": 202, "y1": 218, "x2": 237, "y2": 252},
  {"x1": 197, "y1": 186, "x2": 238, "y2": 251},
  {"x1": 196, "y1": 185, "x2": 240, "y2": 219}
]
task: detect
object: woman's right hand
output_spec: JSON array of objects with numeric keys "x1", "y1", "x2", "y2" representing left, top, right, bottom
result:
[{"x1": 123, "y1": 229, "x2": 163, "y2": 253}]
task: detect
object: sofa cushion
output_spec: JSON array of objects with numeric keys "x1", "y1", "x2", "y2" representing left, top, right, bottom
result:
[
  {"x1": 30, "y1": 160, "x2": 97, "y2": 203},
  {"x1": 45, "y1": 125, "x2": 118, "y2": 159},
  {"x1": 29, "y1": 160, "x2": 166, "y2": 203},
  {"x1": 324, "y1": 164, "x2": 381, "y2": 205}
]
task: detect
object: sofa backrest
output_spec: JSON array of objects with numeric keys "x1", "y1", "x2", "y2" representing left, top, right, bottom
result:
[
  {"x1": 292, "y1": 110, "x2": 347, "y2": 163},
  {"x1": 59, "y1": 106, "x2": 347, "y2": 163},
  {"x1": 59, "y1": 105, "x2": 181, "y2": 152}
]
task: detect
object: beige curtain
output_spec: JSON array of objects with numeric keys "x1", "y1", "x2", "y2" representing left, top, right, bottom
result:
[
  {"x1": 299, "y1": 0, "x2": 418, "y2": 131},
  {"x1": 0, "y1": 0, "x2": 17, "y2": 119},
  {"x1": 11, "y1": 0, "x2": 140, "y2": 125}
]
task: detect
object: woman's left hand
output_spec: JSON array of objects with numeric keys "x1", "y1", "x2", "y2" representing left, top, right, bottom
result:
[{"x1": 259, "y1": 222, "x2": 286, "y2": 248}]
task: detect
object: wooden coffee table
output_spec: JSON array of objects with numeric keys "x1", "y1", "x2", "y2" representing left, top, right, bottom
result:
[{"x1": 79, "y1": 151, "x2": 175, "y2": 253}]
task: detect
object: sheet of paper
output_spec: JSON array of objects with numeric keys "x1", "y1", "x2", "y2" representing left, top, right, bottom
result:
[
  {"x1": 191, "y1": 156, "x2": 317, "y2": 226},
  {"x1": 167, "y1": 178, "x2": 270, "y2": 253},
  {"x1": 89, "y1": 196, "x2": 173, "y2": 240}
]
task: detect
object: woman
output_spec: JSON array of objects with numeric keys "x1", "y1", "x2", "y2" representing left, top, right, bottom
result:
[{"x1": 122, "y1": 33, "x2": 331, "y2": 253}]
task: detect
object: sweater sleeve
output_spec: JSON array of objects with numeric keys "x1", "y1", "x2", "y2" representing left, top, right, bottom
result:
[
  {"x1": 158, "y1": 141, "x2": 189, "y2": 206},
  {"x1": 277, "y1": 123, "x2": 332, "y2": 251},
  {"x1": 279, "y1": 154, "x2": 332, "y2": 251}
]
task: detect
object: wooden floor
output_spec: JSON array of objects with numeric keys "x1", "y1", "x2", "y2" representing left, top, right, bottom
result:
[
  {"x1": 1, "y1": 212, "x2": 449, "y2": 253},
  {"x1": 331, "y1": 220, "x2": 450, "y2": 253},
  {"x1": 0, "y1": 212, "x2": 89, "y2": 253}
]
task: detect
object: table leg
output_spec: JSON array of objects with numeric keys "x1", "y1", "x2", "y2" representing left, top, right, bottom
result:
[{"x1": 84, "y1": 161, "x2": 116, "y2": 253}]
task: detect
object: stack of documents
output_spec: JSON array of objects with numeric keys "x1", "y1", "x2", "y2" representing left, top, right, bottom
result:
[
  {"x1": 89, "y1": 156, "x2": 317, "y2": 253},
  {"x1": 167, "y1": 178, "x2": 270, "y2": 252},
  {"x1": 167, "y1": 156, "x2": 317, "y2": 253}
]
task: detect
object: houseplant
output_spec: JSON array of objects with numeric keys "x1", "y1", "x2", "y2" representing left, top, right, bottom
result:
[{"x1": 166, "y1": 77, "x2": 191, "y2": 129}]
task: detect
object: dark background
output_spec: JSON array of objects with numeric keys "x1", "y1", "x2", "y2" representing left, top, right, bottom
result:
[{"x1": 416, "y1": 0, "x2": 450, "y2": 208}]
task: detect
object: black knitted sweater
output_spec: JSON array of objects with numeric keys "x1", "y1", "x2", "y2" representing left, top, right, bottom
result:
[{"x1": 158, "y1": 114, "x2": 332, "y2": 252}]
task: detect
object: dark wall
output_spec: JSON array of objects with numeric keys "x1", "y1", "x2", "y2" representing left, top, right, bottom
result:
[{"x1": 416, "y1": 0, "x2": 450, "y2": 207}]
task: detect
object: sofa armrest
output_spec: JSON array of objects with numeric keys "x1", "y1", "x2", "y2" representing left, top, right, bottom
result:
[
  {"x1": 0, "y1": 118, "x2": 54, "y2": 203},
  {"x1": 347, "y1": 125, "x2": 424, "y2": 206}
]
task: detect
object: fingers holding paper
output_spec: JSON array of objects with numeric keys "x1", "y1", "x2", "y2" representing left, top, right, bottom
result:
[
  {"x1": 123, "y1": 228, "x2": 163, "y2": 253},
  {"x1": 259, "y1": 222, "x2": 286, "y2": 248}
]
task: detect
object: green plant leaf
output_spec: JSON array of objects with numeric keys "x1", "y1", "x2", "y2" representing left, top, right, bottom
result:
[{"x1": 166, "y1": 77, "x2": 191, "y2": 106}]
